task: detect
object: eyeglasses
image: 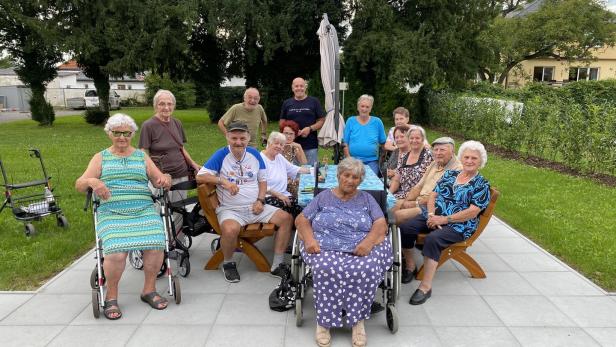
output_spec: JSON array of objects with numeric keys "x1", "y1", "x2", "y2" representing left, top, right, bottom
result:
[{"x1": 111, "y1": 131, "x2": 133, "y2": 137}]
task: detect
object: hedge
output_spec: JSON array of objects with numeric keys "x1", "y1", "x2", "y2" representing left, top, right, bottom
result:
[{"x1": 427, "y1": 81, "x2": 616, "y2": 176}]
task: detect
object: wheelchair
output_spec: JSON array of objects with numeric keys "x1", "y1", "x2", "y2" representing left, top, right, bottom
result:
[
  {"x1": 85, "y1": 187, "x2": 181, "y2": 318},
  {"x1": 128, "y1": 179, "x2": 213, "y2": 278},
  {"x1": 290, "y1": 187, "x2": 402, "y2": 333}
]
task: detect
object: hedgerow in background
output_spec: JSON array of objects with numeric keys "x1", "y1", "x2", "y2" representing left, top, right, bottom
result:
[
  {"x1": 145, "y1": 73, "x2": 197, "y2": 109},
  {"x1": 428, "y1": 80, "x2": 616, "y2": 176}
]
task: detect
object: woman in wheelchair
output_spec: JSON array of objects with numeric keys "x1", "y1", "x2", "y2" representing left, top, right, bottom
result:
[
  {"x1": 76, "y1": 114, "x2": 171, "y2": 319},
  {"x1": 295, "y1": 157, "x2": 392, "y2": 347}
]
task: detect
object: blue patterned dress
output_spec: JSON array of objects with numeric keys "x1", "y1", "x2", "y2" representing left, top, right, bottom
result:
[
  {"x1": 300, "y1": 189, "x2": 393, "y2": 328},
  {"x1": 97, "y1": 149, "x2": 165, "y2": 255}
]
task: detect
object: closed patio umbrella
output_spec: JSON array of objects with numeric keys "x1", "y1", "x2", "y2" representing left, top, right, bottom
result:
[{"x1": 316, "y1": 13, "x2": 344, "y2": 163}]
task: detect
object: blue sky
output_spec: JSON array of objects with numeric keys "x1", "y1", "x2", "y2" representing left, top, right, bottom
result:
[{"x1": 607, "y1": 0, "x2": 616, "y2": 12}]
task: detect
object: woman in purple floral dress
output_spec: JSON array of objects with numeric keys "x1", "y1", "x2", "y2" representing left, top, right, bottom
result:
[{"x1": 295, "y1": 157, "x2": 392, "y2": 347}]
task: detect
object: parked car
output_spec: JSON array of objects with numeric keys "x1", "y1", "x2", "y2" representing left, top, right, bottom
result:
[{"x1": 66, "y1": 90, "x2": 121, "y2": 110}]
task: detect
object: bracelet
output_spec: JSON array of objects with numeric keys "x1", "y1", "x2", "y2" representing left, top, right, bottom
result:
[{"x1": 447, "y1": 216, "x2": 453, "y2": 223}]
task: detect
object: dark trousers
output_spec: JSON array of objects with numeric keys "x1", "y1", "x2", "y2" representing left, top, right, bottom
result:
[{"x1": 399, "y1": 215, "x2": 465, "y2": 262}]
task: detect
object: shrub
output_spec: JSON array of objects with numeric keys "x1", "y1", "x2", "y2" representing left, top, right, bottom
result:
[
  {"x1": 119, "y1": 97, "x2": 146, "y2": 107},
  {"x1": 84, "y1": 108, "x2": 109, "y2": 125},
  {"x1": 428, "y1": 80, "x2": 616, "y2": 176},
  {"x1": 145, "y1": 73, "x2": 197, "y2": 109},
  {"x1": 29, "y1": 95, "x2": 55, "y2": 126}
]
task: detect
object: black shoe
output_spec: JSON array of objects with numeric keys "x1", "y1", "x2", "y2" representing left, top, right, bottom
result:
[
  {"x1": 370, "y1": 302, "x2": 385, "y2": 314},
  {"x1": 401, "y1": 267, "x2": 417, "y2": 284},
  {"x1": 270, "y1": 263, "x2": 290, "y2": 279},
  {"x1": 222, "y1": 262, "x2": 240, "y2": 283},
  {"x1": 409, "y1": 288, "x2": 431, "y2": 305}
]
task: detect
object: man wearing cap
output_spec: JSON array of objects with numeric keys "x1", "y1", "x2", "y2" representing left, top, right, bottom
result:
[
  {"x1": 197, "y1": 122, "x2": 292, "y2": 282},
  {"x1": 218, "y1": 87, "x2": 268, "y2": 148},
  {"x1": 393, "y1": 137, "x2": 462, "y2": 284},
  {"x1": 279, "y1": 77, "x2": 326, "y2": 165}
]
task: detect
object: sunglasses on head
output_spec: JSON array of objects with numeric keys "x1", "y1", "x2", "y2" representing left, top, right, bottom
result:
[{"x1": 111, "y1": 130, "x2": 133, "y2": 137}]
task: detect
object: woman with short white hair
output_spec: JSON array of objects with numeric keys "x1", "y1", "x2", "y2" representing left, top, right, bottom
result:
[
  {"x1": 76, "y1": 113, "x2": 172, "y2": 319},
  {"x1": 402, "y1": 140, "x2": 491, "y2": 306},
  {"x1": 260, "y1": 131, "x2": 310, "y2": 217}
]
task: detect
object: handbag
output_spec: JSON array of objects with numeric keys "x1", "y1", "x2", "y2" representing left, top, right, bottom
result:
[
  {"x1": 268, "y1": 264, "x2": 296, "y2": 312},
  {"x1": 155, "y1": 118, "x2": 196, "y2": 180}
]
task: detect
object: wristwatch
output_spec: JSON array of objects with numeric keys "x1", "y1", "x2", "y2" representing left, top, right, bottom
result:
[
  {"x1": 447, "y1": 216, "x2": 453, "y2": 223},
  {"x1": 256, "y1": 198, "x2": 265, "y2": 204}
]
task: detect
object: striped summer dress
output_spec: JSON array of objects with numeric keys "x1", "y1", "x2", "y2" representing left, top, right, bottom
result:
[{"x1": 97, "y1": 149, "x2": 165, "y2": 255}]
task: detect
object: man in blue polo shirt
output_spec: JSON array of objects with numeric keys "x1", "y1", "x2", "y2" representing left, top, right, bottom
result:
[
  {"x1": 280, "y1": 77, "x2": 326, "y2": 165},
  {"x1": 196, "y1": 122, "x2": 293, "y2": 283}
]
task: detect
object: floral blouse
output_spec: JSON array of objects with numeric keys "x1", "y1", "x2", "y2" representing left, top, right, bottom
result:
[
  {"x1": 393, "y1": 148, "x2": 433, "y2": 199},
  {"x1": 431, "y1": 170, "x2": 491, "y2": 239}
]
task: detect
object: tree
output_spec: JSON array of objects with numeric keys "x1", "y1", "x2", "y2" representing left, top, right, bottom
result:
[
  {"x1": 342, "y1": 0, "x2": 498, "y2": 115},
  {"x1": 62, "y1": 0, "x2": 195, "y2": 115},
  {"x1": 0, "y1": 1, "x2": 62, "y2": 125},
  {"x1": 197, "y1": 0, "x2": 349, "y2": 118},
  {"x1": 480, "y1": 0, "x2": 616, "y2": 84}
]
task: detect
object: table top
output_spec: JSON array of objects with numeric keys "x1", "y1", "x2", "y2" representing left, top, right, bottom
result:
[{"x1": 297, "y1": 164, "x2": 396, "y2": 209}]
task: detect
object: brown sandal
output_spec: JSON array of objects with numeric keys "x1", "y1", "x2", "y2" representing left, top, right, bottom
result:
[{"x1": 140, "y1": 291, "x2": 168, "y2": 310}]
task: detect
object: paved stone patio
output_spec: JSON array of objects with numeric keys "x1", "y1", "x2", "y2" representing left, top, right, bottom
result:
[{"x1": 1, "y1": 217, "x2": 615, "y2": 347}]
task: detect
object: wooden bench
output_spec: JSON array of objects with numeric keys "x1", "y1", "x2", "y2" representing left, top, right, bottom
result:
[
  {"x1": 415, "y1": 188, "x2": 500, "y2": 280},
  {"x1": 197, "y1": 183, "x2": 277, "y2": 272}
]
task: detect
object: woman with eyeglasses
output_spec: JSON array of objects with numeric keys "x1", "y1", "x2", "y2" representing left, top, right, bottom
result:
[{"x1": 76, "y1": 113, "x2": 172, "y2": 320}]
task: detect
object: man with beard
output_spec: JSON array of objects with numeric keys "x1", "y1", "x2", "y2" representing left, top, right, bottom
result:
[{"x1": 197, "y1": 122, "x2": 293, "y2": 283}]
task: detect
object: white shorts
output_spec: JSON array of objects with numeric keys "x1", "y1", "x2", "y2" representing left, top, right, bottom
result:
[{"x1": 216, "y1": 204, "x2": 279, "y2": 226}]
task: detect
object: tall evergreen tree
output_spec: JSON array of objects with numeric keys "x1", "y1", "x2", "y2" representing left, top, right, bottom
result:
[{"x1": 0, "y1": 0, "x2": 62, "y2": 125}]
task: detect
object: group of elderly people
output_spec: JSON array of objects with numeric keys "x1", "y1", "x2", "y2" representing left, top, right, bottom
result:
[{"x1": 75, "y1": 81, "x2": 491, "y2": 347}]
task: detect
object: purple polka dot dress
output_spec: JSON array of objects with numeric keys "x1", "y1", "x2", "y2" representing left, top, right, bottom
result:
[{"x1": 300, "y1": 189, "x2": 393, "y2": 328}]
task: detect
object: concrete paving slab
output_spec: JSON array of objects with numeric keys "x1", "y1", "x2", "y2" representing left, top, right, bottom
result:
[
  {"x1": 0, "y1": 294, "x2": 33, "y2": 320},
  {"x1": 1, "y1": 294, "x2": 88, "y2": 325},
  {"x1": 481, "y1": 238, "x2": 541, "y2": 254},
  {"x1": 142, "y1": 293, "x2": 223, "y2": 325},
  {"x1": 47, "y1": 325, "x2": 138, "y2": 347},
  {"x1": 127, "y1": 324, "x2": 212, "y2": 347},
  {"x1": 484, "y1": 295, "x2": 575, "y2": 327},
  {"x1": 422, "y1": 296, "x2": 503, "y2": 327},
  {"x1": 584, "y1": 327, "x2": 616, "y2": 347},
  {"x1": 509, "y1": 327, "x2": 600, "y2": 347},
  {"x1": 468, "y1": 272, "x2": 540, "y2": 296},
  {"x1": 435, "y1": 326, "x2": 520, "y2": 347},
  {"x1": 205, "y1": 325, "x2": 285, "y2": 347},
  {"x1": 0, "y1": 325, "x2": 64, "y2": 347},
  {"x1": 215, "y1": 294, "x2": 287, "y2": 326},
  {"x1": 498, "y1": 252, "x2": 568, "y2": 272},
  {"x1": 549, "y1": 296, "x2": 616, "y2": 327},
  {"x1": 453, "y1": 253, "x2": 513, "y2": 273},
  {"x1": 522, "y1": 272, "x2": 605, "y2": 296}
]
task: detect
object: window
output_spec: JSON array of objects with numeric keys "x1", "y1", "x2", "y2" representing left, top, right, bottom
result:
[
  {"x1": 569, "y1": 67, "x2": 599, "y2": 81},
  {"x1": 117, "y1": 84, "x2": 126, "y2": 90},
  {"x1": 128, "y1": 85, "x2": 132, "y2": 90},
  {"x1": 533, "y1": 66, "x2": 554, "y2": 82}
]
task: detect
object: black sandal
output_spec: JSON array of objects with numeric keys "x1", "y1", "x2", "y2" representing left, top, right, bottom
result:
[
  {"x1": 103, "y1": 299, "x2": 122, "y2": 320},
  {"x1": 140, "y1": 291, "x2": 168, "y2": 310}
]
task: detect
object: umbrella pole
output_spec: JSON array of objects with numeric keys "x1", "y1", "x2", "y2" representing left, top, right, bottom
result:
[{"x1": 333, "y1": 32, "x2": 341, "y2": 164}]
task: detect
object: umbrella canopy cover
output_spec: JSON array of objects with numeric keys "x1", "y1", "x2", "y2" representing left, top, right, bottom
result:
[{"x1": 317, "y1": 14, "x2": 344, "y2": 148}]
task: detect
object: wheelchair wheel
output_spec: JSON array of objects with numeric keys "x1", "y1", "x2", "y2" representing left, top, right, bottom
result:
[
  {"x1": 295, "y1": 298, "x2": 303, "y2": 327},
  {"x1": 386, "y1": 303, "x2": 399, "y2": 333},
  {"x1": 179, "y1": 256, "x2": 190, "y2": 277},
  {"x1": 92, "y1": 289, "x2": 101, "y2": 318},
  {"x1": 128, "y1": 250, "x2": 144, "y2": 270},
  {"x1": 172, "y1": 276, "x2": 182, "y2": 304},
  {"x1": 210, "y1": 238, "x2": 220, "y2": 254}
]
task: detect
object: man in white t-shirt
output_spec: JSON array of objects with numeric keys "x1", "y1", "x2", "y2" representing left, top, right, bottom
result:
[{"x1": 197, "y1": 122, "x2": 292, "y2": 282}]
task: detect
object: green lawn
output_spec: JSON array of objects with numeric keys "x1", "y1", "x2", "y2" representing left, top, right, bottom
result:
[{"x1": 1, "y1": 111, "x2": 615, "y2": 291}]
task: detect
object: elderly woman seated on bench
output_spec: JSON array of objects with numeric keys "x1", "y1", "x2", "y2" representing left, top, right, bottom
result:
[
  {"x1": 398, "y1": 140, "x2": 491, "y2": 305},
  {"x1": 295, "y1": 157, "x2": 392, "y2": 347}
]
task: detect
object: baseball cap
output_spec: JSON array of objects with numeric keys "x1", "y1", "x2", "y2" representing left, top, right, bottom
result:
[{"x1": 227, "y1": 122, "x2": 249, "y2": 132}]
